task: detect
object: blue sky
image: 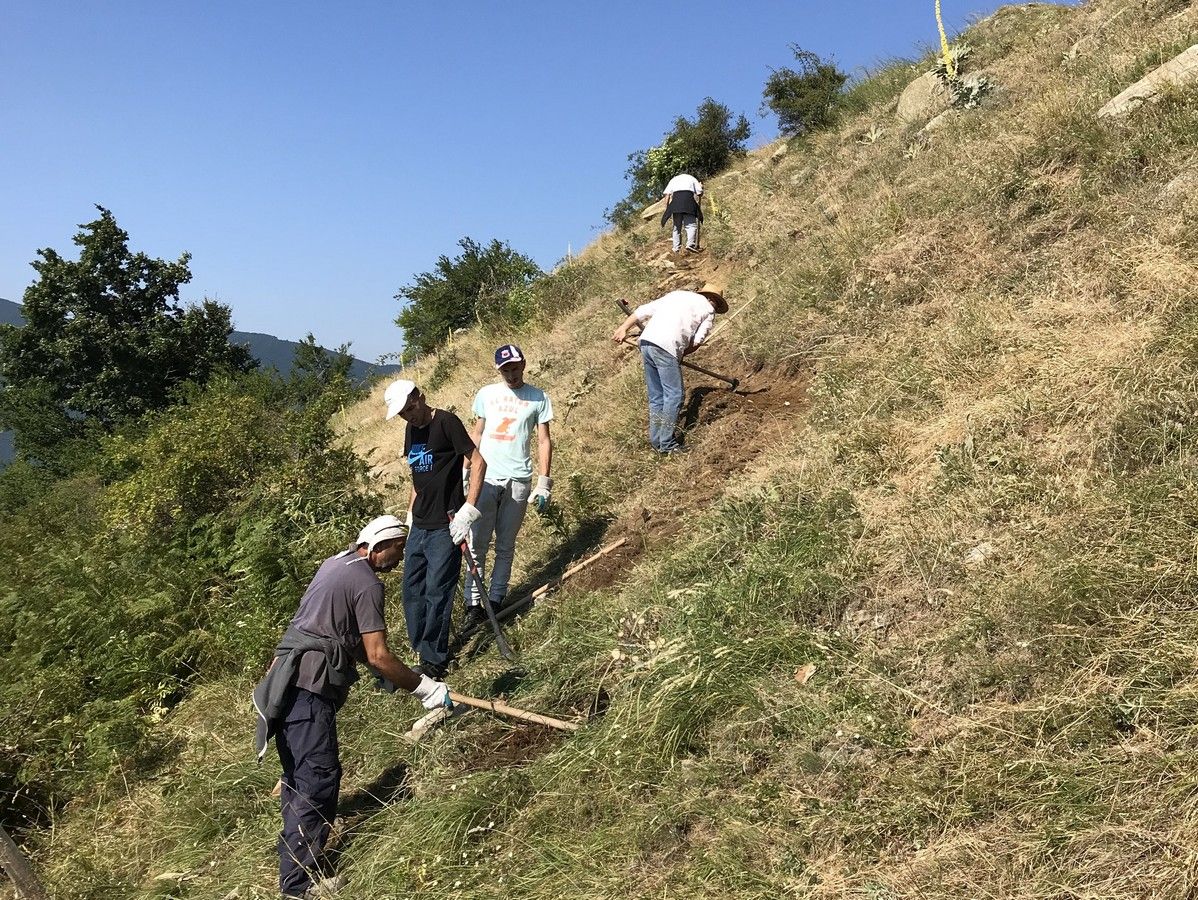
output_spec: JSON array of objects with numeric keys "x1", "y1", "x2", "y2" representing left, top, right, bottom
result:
[{"x1": 2, "y1": 2, "x2": 1064, "y2": 362}]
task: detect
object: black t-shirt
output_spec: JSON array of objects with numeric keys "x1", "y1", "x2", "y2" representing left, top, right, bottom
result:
[{"x1": 405, "y1": 409, "x2": 475, "y2": 530}]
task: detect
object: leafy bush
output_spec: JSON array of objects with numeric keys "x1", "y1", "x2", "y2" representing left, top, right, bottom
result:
[
  {"x1": 394, "y1": 238, "x2": 542, "y2": 358},
  {"x1": 608, "y1": 98, "x2": 751, "y2": 226},
  {"x1": 0, "y1": 373, "x2": 379, "y2": 830},
  {"x1": 761, "y1": 45, "x2": 848, "y2": 136},
  {"x1": 102, "y1": 385, "x2": 283, "y2": 534}
]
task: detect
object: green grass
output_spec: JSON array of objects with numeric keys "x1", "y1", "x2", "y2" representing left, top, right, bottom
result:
[{"x1": 19, "y1": 1, "x2": 1198, "y2": 897}]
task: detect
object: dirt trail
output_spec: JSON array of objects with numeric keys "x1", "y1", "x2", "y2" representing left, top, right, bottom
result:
[{"x1": 554, "y1": 240, "x2": 808, "y2": 594}]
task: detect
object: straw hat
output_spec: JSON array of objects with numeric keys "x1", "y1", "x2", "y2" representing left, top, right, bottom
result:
[{"x1": 697, "y1": 280, "x2": 728, "y2": 314}]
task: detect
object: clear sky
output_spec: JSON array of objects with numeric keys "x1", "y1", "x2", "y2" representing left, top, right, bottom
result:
[{"x1": 2, "y1": 1, "x2": 1064, "y2": 362}]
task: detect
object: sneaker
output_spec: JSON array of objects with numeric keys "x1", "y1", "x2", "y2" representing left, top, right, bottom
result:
[
  {"x1": 301, "y1": 875, "x2": 347, "y2": 899},
  {"x1": 684, "y1": 245, "x2": 704, "y2": 254},
  {"x1": 463, "y1": 604, "x2": 489, "y2": 631}
]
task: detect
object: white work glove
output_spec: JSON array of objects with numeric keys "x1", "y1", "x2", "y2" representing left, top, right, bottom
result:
[
  {"x1": 405, "y1": 509, "x2": 413, "y2": 528},
  {"x1": 449, "y1": 503, "x2": 481, "y2": 545},
  {"x1": 411, "y1": 674, "x2": 452, "y2": 710},
  {"x1": 531, "y1": 475, "x2": 553, "y2": 513}
]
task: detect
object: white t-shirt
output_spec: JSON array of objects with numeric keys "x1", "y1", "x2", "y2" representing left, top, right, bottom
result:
[
  {"x1": 634, "y1": 290, "x2": 715, "y2": 360},
  {"x1": 663, "y1": 174, "x2": 702, "y2": 196},
  {"x1": 472, "y1": 382, "x2": 554, "y2": 481}
]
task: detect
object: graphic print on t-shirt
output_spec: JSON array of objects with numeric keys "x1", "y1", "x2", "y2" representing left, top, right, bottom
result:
[
  {"x1": 472, "y1": 383, "x2": 554, "y2": 481},
  {"x1": 408, "y1": 443, "x2": 433, "y2": 473},
  {"x1": 487, "y1": 417, "x2": 518, "y2": 442}
]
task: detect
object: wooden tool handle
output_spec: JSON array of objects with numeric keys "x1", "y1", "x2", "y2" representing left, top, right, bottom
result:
[{"x1": 448, "y1": 692, "x2": 579, "y2": 731}]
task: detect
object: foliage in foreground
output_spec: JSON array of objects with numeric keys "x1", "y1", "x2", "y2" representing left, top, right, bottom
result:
[{"x1": 0, "y1": 373, "x2": 378, "y2": 833}]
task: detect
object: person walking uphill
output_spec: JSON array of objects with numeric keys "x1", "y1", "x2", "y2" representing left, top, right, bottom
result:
[
  {"x1": 252, "y1": 515, "x2": 451, "y2": 900},
  {"x1": 612, "y1": 281, "x2": 728, "y2": 454},
  {"x1": 385, "y1": 379, "x2": 487, "y2": 679},
  {"x1": 461, "y1": 344, "x2": 554, "y2": 629},
  {"x1": 660, "y1": 172, "x2": 703, "y2": 253}
]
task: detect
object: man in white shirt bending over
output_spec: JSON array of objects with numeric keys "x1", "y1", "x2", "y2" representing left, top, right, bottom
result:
[
  {"x1": 612, "y1": 281, "x2": 728, "y2": 454},
  {"x1": 461, "y1": 344, "x2": 554, "y2": 629},
  {"x1": 661, "y1": 173, "x2": 703, "y2": 253}
]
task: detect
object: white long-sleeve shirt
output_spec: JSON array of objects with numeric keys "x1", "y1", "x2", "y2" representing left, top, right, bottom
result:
[{"x1": 634, "y1": 290, "x2": 714, "y2": 360}]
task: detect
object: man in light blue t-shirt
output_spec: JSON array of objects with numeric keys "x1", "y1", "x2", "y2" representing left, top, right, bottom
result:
[{"x1": 461, "y1": 344, "x2": 554, "y2": 629}]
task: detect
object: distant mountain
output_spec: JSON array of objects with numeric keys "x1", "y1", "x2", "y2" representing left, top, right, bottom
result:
[
  {"x1": 0, "y1": 297, "x2": 396, "y2": 379},
  {"x1": 228, "y1": 329, "x2": 399, "y2": 383},
  {"x1": 0, "y1": 298, "x2": 24, "y2": 326},
  {"x1": 0, "y1": 297, "x2": 399, "y2": 466}
]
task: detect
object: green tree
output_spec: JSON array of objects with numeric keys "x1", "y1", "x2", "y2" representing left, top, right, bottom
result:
[
  {"x1": 608, "y1": 98, "x2": 751, "y2": 226},
  {"x1": 761, "y1": 46, "x2": 848, "y2": 137},
  {"x1": 288, "y1": 333, "x2": 356, "y2": 404},
  {"x1": 394, "y1": 237, "x2": 542, "y2": 358},
  {"x1": 0, "y1": 207, "x2": 255, "y2": 466}
]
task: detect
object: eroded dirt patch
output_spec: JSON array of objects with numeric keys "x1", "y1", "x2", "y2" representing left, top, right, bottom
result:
[
  {"x1": 453, "y1": 720, "x2": 566, "y2": 772},
  {"x1": 565, "y1": 360, "x2": 810, "y2": 594}
]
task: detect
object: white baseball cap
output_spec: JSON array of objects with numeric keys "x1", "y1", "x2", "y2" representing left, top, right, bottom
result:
[
  {"x1": 384, "y1": 379, "x2": 417, "y2": 420},
  {"x1": 356, "y1": 515, "x2": 408, "y2": 551}
]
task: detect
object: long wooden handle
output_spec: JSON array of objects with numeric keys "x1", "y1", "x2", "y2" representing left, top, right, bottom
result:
[
  {"x1": 493, "y1": 537, "x2": 628, "y2": 623},
  {"x1": 0, "y1": 825, "x2": 48, "y2": 900},
  {"x1": 619, "y1": 338, "x2": 737, "y2": 387},
  {"x1": 528, "y1": 537, "x2": 628, "y2": 601},
  {"x1": 448, "y1": 692, "x2": 579, "y2": 731}
]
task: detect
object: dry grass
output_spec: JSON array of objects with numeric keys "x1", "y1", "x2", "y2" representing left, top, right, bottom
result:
[{"x1": 22, "y1": 1, "x2": 1198, "y2": 897}]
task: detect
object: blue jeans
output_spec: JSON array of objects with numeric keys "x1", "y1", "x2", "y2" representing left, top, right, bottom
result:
[
  {"x1": 402, "y1": 525, "x2": 462, "y2": 668},
  {"x1": 277, "y1": 689, "x2": 340, "y2": 898},
  {"x1": 466, "y1": 478, "x2": 529, "y2": 608},
  {"x1": 641, "y1": 342, "x2": 684, "y2": 451}
]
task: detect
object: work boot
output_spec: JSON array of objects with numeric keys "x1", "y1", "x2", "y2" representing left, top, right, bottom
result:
[
  {"x1": 416, "y1": 658, "x2": 448, "y2": 680},
  {"x1": 463, "y1": 604, "x2": 488, "y2": 631}
]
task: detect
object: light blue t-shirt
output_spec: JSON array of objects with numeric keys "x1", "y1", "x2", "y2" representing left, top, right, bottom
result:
[{"x1": 472, "y1": 382, "x2": 554, "y2": 480}]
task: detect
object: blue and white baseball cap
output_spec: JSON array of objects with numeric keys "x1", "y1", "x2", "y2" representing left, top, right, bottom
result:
[{"x1": 494, "y1": 344, "x2": 525, "y2": 368}]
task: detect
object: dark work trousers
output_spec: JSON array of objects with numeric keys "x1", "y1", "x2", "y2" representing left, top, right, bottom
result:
[
  {"x1": 277, "y1": 688, "x2": 341, "y2": 898},
  {"x1": 402, "y1": 524, "x2": 463, "y2": 668}
]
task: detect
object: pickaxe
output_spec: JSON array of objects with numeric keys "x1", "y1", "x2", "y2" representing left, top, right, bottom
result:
[
  {"x1": 404, "y1": 691, "x2": 581, "y2": 743},
  {"x1": 456, "y1": 530, "x2": 516, "y2": 661},
  {"x1": 616, "y1": 298, "x2": 739, "y2": 391}
]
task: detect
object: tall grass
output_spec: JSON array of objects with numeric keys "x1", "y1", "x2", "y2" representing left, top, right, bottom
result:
[{"x1": 23, "y1": 1, "x2": 1198, "y2": 897}]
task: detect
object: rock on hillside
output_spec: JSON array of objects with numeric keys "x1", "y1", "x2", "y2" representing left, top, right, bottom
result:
[{"x1": 1098, "y1": 43, "x2": 1198, "y2": 118}]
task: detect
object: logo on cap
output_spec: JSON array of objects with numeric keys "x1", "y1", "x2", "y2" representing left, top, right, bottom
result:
[{"x1": 494, "y1": 344, "x2": 524, "y2": 368}]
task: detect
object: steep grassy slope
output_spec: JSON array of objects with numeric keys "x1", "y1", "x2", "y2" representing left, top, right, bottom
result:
[{"x1": 20, "y1": 1, "x2": 1198, "y2": 897}]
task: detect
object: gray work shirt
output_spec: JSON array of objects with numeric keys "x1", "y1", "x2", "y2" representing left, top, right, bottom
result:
[{"x1": 290, "y1": 550, "x2": 387, "y2": 705}]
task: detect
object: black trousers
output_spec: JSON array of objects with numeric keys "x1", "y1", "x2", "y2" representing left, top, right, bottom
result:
[{"x1": 277, "y1": 688, "x2": 341, "y2": 897}]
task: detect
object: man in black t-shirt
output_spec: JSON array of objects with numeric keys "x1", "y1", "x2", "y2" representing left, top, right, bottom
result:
[{"x1": 385, "y1": 379, "x2": 487, "y2": 679}]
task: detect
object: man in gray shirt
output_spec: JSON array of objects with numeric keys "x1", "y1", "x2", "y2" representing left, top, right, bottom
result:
[{"x1": 253, "y1": 515, "x2": 450, "y2": 899}]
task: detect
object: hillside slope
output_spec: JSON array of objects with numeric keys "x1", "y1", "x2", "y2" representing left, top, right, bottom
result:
[{"x1": 23, "y1": 2, "x2": 1198, "y2": 897}]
